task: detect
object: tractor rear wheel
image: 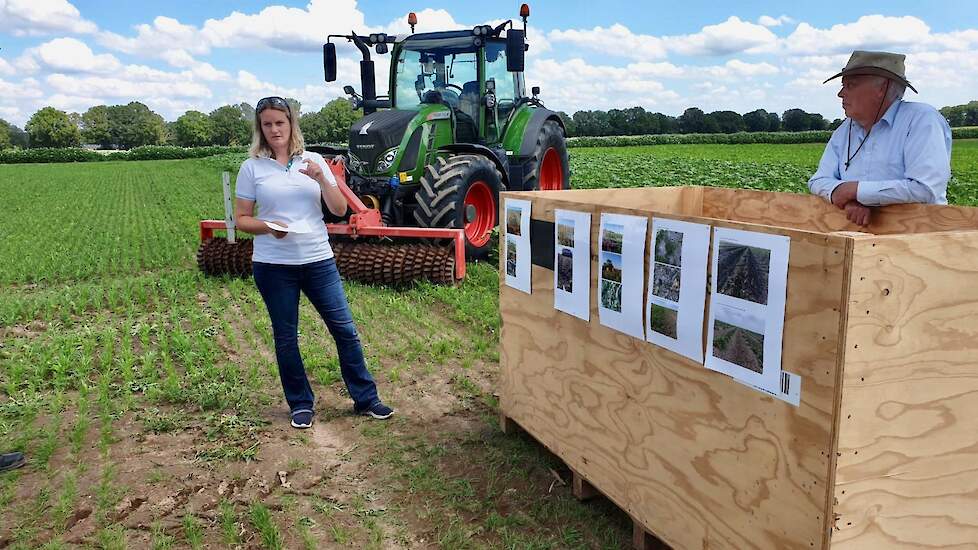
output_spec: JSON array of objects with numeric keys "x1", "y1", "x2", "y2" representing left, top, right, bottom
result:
[
  {"x1": 413, "y1": 154, "x2": 502, "y2": 259},
  {"x1": 523, "y1": 119, "x2": 570, "y2": 191}
]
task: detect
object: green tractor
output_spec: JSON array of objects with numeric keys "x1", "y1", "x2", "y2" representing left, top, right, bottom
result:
[{"x1": 320, "y1": 4, "x2": 570, "y2": 259}]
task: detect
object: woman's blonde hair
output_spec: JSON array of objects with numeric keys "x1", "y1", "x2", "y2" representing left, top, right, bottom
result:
[{"x1": 249, "y1": 98, "x2": 305, "y2": 159}]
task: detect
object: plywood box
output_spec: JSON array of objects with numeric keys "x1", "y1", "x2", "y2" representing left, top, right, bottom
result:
[{"x1": 498, "y1": 186, "x2": 978, "y2": 550}]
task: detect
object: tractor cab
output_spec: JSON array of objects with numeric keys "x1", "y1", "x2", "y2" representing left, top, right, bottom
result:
[{"x1": 392, "y1": 30, "x2": 525, "y2": 144}]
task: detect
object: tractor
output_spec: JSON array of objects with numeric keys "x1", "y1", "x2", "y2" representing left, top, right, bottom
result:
[
  {"x1": 318, "y1": 4, "x2": 570, "y2": 259},
  {"x1": 198, "y1": 4, "x2": 569, "y2": 285}
]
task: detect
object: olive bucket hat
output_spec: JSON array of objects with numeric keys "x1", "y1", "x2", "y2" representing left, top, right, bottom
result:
[{"x1": 824, "y1": 50, "x2": 918, "y2": 93}]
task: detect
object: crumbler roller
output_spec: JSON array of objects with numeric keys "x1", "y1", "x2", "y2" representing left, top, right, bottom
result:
[{"x1": 196, "y1": 160, "x2": 465, "y2": 285}]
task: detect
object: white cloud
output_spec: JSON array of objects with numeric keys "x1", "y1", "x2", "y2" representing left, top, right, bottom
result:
[
  {"x1": 0, "y1": 0, "x2": 97, "y2": 37},
  {"x1": 46, "y1": 73, "x2": 212, "y2": 100},
  {"x1": 203, "y1": 0, "x2": 377, "y2": 53},
  {"x1": 782, "y1": 15, "x2": 929, "y2": 55},
  {"x1": 665, "y1": 16, "x2": 779, "y2": 56},
  {"x1": 549, "y1": 24, "x2": 667, "y2": 60},
  {"x1": 98, "y1": 16, "x2": 208, "y2": 57},
  {"x1": 758, "y1": 15, "x2": 793, "y2": 28},
  {"x1": 0, "y1": 57, "x2": 15, "y2": 76},
  {"x1": 549, "y1": 17, "x2": 778, "y2": 60},
  {"x1": 706, "y1": 59, "x2": 780, "y2": 78},
  {"x1": 527, "y1": 57, "x2": 684, "y2": 113},
  {"x1": 23, "y1": 37, "x2": 122, "y2": 74}
]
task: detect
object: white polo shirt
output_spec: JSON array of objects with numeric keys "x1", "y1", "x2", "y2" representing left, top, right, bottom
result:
[{"x1": 235, "y1": 151, "x2": 336, "y2": 265}]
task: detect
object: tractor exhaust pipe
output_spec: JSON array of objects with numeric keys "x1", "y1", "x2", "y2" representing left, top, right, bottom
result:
[{"x1": 350, "y1": 32, "x2": 379, "y2": 115}]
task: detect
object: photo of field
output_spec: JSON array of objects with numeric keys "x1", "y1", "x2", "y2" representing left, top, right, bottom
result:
[
  {"x1": 654, "y1": 229, "x2": 683, "y2": 266},
  {"x1": 506, "y1": 206, "x2": 522, "y2": 235},
  {"x1": 601, "y1": 279, "x2": 622, "y2": 312},
  {"x1": 716, "y1": 241, "x2": 771, "y2": 305},
  {"x1": 649, "y1": 303, "x2": 679, "y2": 339},
  {"x1": 557, "y1": 220, "x2": 575, "y2": 247},
  {"x1": 557, "y1": 248, "x2": 573, "y2": 292},
  {"x1": 651, "y1": 263, "x2": 681, "y2": 301},
  {"x1": 712, "y1": 308, "x2": 765, "y2": 374},
  {"x1": 599, "y1": 251, "x2": 622, "y2": 283},
  {"x1": 601, "y1": 224, "x2": 624, "y2": 253},
  {"x1": 506, "y1": 236, "x2": 518, "y2": 276}
]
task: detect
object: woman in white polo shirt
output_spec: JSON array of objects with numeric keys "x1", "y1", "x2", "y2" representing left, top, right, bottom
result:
[{"x1": 234, "y1": 96, "x2": 393, "y2": 428}]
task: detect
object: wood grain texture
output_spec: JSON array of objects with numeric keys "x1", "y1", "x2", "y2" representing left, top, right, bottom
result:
[
  {"x1": 701, "y1": 187, "x2": 978, "y2": 235},
  {"x1": 832, "y1": 231, "x2": 978, "y2": 549},
  {"x1": 500, "y1": 191, "x2": 851, "y2": 550}
]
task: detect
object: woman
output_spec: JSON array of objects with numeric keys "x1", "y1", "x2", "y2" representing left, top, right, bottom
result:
[{"x1": 234, "y1": 96, "x2": 393, "y2": 428}]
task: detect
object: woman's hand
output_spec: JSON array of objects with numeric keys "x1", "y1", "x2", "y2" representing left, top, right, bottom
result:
[
  {"x1": 299, "y1": 159, "x2": 329, "y2": 186},
  {"x1": 268, "y1": 220, "x2": 289, "y2": 239}
]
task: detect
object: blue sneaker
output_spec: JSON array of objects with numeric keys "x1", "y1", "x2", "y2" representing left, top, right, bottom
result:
[
  {"x1": 290, "y1": 409, "x2": 314, "y2": 429},
  {"x1": 356, "y1": 402, "x2": 394, "y2": 420}
]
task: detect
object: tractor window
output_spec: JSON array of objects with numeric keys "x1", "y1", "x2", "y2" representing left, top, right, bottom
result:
[
  {"x1": 394, "y1": 39, "x2": 479, "y2": 123},
  {"x1": 484, "y1": 41, "x2": 519, "y2": 123}
]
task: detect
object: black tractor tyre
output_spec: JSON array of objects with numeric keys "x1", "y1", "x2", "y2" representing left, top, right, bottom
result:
[
  {"x1": 522, "y1": 119, "x2": 570, "y2": 191},
  {"x1": 413, "y1": 154, "x2": 502, "y2": 260}
]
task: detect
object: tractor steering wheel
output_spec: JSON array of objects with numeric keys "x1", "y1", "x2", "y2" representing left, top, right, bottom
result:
[{"x1": 444, "y1": 83, "x2": 463, "y2": 93}]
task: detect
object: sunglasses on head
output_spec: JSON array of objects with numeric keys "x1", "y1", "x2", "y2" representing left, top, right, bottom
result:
[{"x1": 256, "y1": 96, "x2": 290, "y2": 114}]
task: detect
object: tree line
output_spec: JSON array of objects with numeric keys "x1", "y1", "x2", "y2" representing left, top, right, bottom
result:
[
  {"x1": 2, "y1": 98, "x2": 976, "y2": 150},
  {"x1": 561, "y1": 107, "x2": 839, "y2": 137},
  {"x1": 0, "y1": 98, "x2": 360, "y2": 150}
]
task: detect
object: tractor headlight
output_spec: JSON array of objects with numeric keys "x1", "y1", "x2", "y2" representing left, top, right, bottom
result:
[{"x1": 375, "y1": 147, "x2": 399, "y2": 173}]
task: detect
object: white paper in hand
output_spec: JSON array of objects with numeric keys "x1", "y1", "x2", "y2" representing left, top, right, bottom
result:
[{"x1": 264, "y1": 219, "x2": 316, "y2": 234}]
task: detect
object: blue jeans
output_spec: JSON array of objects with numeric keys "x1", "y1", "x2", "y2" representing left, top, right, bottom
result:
[{"x1": 252, "y1": 258, "x2": 379, "y2": 413}]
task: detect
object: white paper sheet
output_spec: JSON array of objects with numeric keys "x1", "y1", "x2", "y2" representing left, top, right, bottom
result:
[
  {"x1": 553, "y1": 210, "x2": 591, "y2": 321},
  {"x1": 705, "y1": 227, "x2": 790, "y2": 396},
  {"x1": 263, "y1": 219, "x2": 316, "y2": 234},
  {"x1": 645, "y1": 218, "x2": 711, "y2": 363},
  {"x1": 504, "y1": 199, "x2": 532, "y2": 294},
  {"x1": 598, "y1": 213, "x2": 647, "y2": 339}
]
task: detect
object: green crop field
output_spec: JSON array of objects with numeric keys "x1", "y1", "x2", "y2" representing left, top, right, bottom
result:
[{"x1": 2, "y1": 140, "x2": 977, "y2": 548}]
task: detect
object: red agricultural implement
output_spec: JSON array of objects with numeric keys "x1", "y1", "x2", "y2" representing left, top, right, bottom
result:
[{"x1": 197, "y1": 159, "x2": 465, "y2": 285}]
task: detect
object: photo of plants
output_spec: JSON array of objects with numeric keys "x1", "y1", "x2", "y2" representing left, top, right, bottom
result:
[
  {"x1": 654, "y1": 229, "x2": 683, "y2": 267},
  {"x1": 713, "y1": 319, "x2": 765, "y2": 374},
  {"x1": 600, "y1": 280, "x2": 622, "y2": 312},
  {"x1": 506, "y1": 236, "x2": 518, "y2": 276},
  {"x1": 557, "y1": 221, "x2": 575, "y2": 247},
  {"x1": 557, "y1": 249, "x2": 573, "y2": 292},
  {"x1": 506, "y1": 207, "x2": 522, "y2": 236},
  {"x1": 651, "y1": 263, "x2": 681, "y2": 302},
  {"x1": 601, "y1": 224, "x2": 623, "y2": 254},
  {"x1": 716, "y1": 241, "x2": 771, "y2": 305},
  {"x1": 649, "y1": 303, "x2": 679, "y2": 339}
]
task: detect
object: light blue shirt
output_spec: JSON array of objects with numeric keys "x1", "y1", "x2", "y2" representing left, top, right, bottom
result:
[{"x1": 808, "y1": 100, "x2": 952, "y2": 206}]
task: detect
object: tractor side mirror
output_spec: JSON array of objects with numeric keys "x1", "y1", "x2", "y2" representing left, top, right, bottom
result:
[
  {"x1": 532, "y1": 86, "x2": 540, "y2": 97},
  {"x1": 324, "y1": 43, "x2": 337, "y2": 82},
  {"x1": 343, "y1": 85, "x2": 356, "y2": 96},
  {"x1": 506, "y1": 29, "x2": 525, "y2": 72}
]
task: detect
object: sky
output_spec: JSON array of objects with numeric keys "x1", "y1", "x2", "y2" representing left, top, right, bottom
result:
[{"x1": 1, "y1": 0, "x2": 977, "y2": 127}]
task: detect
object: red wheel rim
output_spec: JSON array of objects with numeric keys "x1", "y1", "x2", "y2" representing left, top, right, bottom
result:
[
  {"x1": 539, "y1": 147, "x2": 563, "y2": 190},
  {"x1": 463, "y1": 181, "x2": 495, "y2": 247}
]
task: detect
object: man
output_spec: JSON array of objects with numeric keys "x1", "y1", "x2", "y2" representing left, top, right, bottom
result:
[{"x1": 808, "y1": 51, "x2": 952, "y2": 226}]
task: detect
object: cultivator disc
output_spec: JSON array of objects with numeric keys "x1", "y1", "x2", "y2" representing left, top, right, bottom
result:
[
  {"x1": 196, "y1": 238, "x2": 253, "y2": 277},
  {"x1": 331, "y1": 240, "x2": 456, "y2": 286}
]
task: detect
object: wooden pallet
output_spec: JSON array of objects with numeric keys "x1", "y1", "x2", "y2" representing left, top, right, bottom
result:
[{"x1": 502, "y1": 413, "x2": 671, "y2": 550}]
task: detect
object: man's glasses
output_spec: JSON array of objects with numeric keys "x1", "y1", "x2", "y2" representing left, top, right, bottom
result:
[{"x1": 257, "y1": 96, "x2": 290, "y2": 114}]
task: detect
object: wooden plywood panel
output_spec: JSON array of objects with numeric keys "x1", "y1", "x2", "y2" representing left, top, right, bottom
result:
[
  {"x1": 832, "y1": 231, "x2": 978, "y2": 549},
  {"x1": 512, "y1": 187, "x2": 703, "y2": 216},
  {"x1": 702, "y1": 187, "x2": 978, "y2": 236},
  {"x1": 499, "y1": 193, "x2": 851, "y2": 550}
]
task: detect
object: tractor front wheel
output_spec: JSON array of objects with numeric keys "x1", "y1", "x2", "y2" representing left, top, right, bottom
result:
[{"x1": 413, "y1": 154, "x2": 502, "y2": 259}]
